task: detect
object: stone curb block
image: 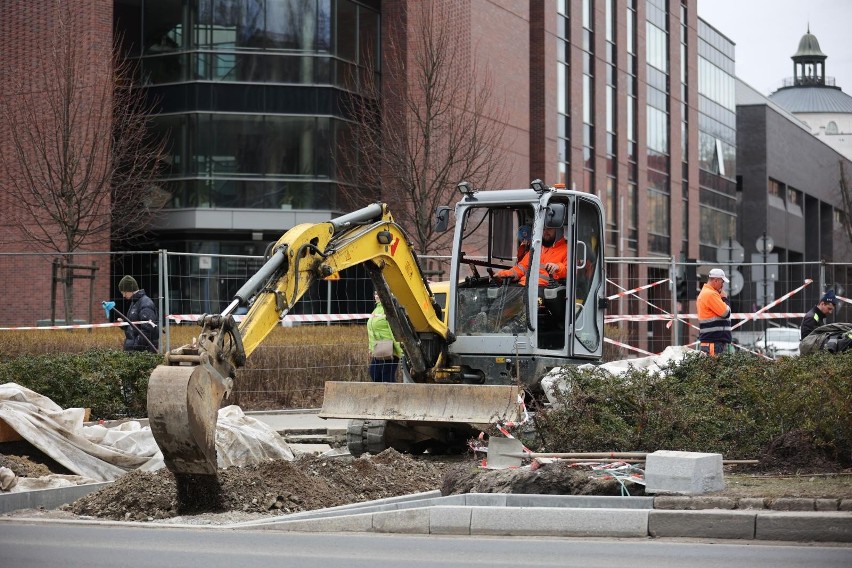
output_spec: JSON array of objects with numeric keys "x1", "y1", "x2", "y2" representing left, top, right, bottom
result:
[
  {"x1": 755, "y1": 512, "x2": 852, "y2": 542},
  {"x1": 429, "y1": 506, "x2": 472, "y2": 535},
  {"x1": 649, "y1": 510, "x2": 756, "y2": 539},
  {"x1": 468, "y1": 507, "x2": 649, "y2": 538},
  {"x1": 839, "y1": 499, "x2": 852, "y2": 512},
  {"x1": 0, "y1": 482, "x2": 112, "y2": 515},
  {"x1": 653, "y1": 496, "x2": 737, "y2": 510},
  {"x1": 815, "y1": 499, "x2": 841, "y2": 512},
  {"x1": 769, "y1": 498, "x2": 816, "y2": 511},
  {"x1": 372, "y1": 508, "x2": 429, "y2": 533}
]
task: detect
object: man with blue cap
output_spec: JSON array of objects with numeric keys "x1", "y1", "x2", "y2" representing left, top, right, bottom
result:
[{"x1": 801, "y1": 289, "x2": 837, "y2": 340}]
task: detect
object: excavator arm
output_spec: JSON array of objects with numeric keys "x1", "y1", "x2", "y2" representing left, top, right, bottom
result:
[{"x1": 147, "y1": 203, "x2": 453, "y2": 476}]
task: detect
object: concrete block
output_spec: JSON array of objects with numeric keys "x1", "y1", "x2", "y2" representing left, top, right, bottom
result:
[
  {"x1": 429, "y1": 506, "x2": 472, "y2": 535},
  {"x1": 769, "y1": 498, "x2": 815, "y2": 511},
  {"x1": 649, "y1": 510, "x2": 756, "y2": 539},
  {"x1": 756, "y1": 512, "x2": 852, "y2": 542},
  {"x1": 839, "y1": 499, "x2": 852, "y2": 512},
  {"x1": 372, "y1": 508, "x2": 429, "y2": 533},
  {"x1": 470, "y1": 506, "x2": 648, "y2": 538},
  {"x1": 645, "y1": 450, "x2": 724, "y2": 495}
]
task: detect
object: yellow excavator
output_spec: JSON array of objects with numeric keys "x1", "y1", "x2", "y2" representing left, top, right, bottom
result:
[{"x1": 147, "y1": 181, "x2": 607, "y2": 476}]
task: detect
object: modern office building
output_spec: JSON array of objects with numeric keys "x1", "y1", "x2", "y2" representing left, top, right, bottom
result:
[{"x1": 0, "y1": 1, "x2": 749, "y2": 342}]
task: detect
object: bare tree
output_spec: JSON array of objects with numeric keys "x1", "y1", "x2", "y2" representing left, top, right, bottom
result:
[
  {"x1": 344, "y1": 1, "x2": 510, "y2": 256},
  {"x1": 0, "y1": 4, "x2": 165, "y2": 323}
]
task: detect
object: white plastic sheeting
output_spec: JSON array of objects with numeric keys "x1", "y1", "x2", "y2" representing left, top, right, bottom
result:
[
  {"x1": 0, "y1": 383, "x2": 294, "y2": 488},
  {"x1": 541, "y1": 346, "x2": 693, "y2": 405}
]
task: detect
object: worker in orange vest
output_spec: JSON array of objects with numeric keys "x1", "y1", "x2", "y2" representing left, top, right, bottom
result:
[
  {"x1": 494, "y1": 226, "x2": 568, "y2": 287},
  {"x1": 696, "y1": 268, "x2": 732, "y2": 356}
]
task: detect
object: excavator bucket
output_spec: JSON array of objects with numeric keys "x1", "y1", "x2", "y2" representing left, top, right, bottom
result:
[
  {"x1": 319, "y1": 382, "x2": 523, "y2": 425},
  {"x1": 147, "y1": 364, "x2": 228, "y2": 476}
]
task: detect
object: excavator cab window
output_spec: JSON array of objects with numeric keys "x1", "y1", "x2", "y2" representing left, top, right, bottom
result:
[{"x1": 454, "y1": 205, "x2": 534, "y2": 335}]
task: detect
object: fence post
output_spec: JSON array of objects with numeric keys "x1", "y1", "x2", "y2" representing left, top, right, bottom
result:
[
  {"x1": 670, "y1": 257, "x2": 679, "y2": 346},
  {"x1": 161, "y1": 249, "x2": 170, "y2": 354}
]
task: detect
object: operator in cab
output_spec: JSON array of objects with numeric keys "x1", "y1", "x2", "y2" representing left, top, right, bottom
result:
[{"x1": 493, "y1": 226, "x2": 568, "y2": 287}]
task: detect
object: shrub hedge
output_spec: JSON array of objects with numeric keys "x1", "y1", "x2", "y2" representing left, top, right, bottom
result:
[
  {"x1": 0, "y1": 349, "x2": 159, "y2": 420},
  {"x1": 532, "y1": 350, "x2": 852, "y2": 463}
]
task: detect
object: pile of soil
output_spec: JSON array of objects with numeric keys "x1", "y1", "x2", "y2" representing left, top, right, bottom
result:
[
  {"x1": 442, "y1": 460, "x2": 644, "y2": 497},
  {"x1": 69, "y1": 449, "x2": 451, "y2": 521}
]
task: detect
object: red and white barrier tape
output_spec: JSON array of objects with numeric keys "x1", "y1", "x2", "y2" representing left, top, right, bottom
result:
[
  {"x1": 731, "y1": 279, "x2": 812, "y2": 330},
  {"x1": 607, "y1": 278, "x2": 670, "y2": 301},
  {"x1": 167, "y1": 313, "x2": 372, "y2": 324},
  {"x1": 0, "y1": 320, "x2": 155, "y2": 331},
  {"x1": 604, "y1": 336, "x2": 655, "y2": 356},
  {"x1": 606, "y1": 312, "x2": 807, "y2": 323}
]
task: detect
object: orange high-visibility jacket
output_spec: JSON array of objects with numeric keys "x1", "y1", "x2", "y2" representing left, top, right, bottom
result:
[
  {"x1": 496, "y1": 238, "x2": 568, "y2": 286},
  {"x1": 696, "y1": 283, "x2": 732, "y2": 342}
]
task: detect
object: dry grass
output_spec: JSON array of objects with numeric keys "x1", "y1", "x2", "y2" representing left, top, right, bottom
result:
[{"x1": 0, "y1": 324, "x2": 372, "y2": 410}]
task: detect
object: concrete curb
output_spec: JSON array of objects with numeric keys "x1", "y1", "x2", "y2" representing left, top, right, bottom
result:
[
  {"x1": 3, "y1": 484, "x2": 851, "y2": 542},
  {"x1": 0, "y1": 482, "x2": 112, "y2": 514}
]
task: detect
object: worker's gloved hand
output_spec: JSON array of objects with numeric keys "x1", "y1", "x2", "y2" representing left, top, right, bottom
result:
[{"x1": 102, "y1": 301, "x2": 116, "y2": 319}]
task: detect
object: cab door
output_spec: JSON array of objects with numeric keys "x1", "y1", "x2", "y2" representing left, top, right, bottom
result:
[{"x1": 569, "y1": 197, "x2": 605, "y2": 358}]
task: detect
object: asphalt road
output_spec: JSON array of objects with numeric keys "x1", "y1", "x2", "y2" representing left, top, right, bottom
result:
[{"x1": 2, "y1": 522, "x2": 851, "y2": 568}]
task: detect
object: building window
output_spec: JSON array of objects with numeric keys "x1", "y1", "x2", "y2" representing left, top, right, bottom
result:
[
  {"x1": 787, "y1": 187, "x2": 803, "y2": 216},
  {"x1": 767, "y1": 178, "x2": 785, "y2": 209},
  {"x1": 826, "y1": 121, "x2": 839, "y2": 135}
]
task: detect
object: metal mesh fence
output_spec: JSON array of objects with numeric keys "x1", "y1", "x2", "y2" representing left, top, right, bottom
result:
[{"x1": 1, "y1": 250, "x2": 849, "y2": 359}]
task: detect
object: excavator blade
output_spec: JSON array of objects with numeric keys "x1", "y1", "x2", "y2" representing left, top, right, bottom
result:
[
  {"x1": 147, "y1": 364, "x2": 228, "y2": 476},
  {"x1": 319, "y1": 382, "x2": 523, "y2": 425}
]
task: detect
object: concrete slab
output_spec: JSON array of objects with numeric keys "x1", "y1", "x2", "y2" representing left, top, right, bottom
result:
[
  {"x1": 755, "y1": 511, "x2": 852, "y2": 542},
  {"x1": 645, "y1": 450, "x2": 724, "y2": 495},
  {"x1": 649, "y1": 510, "x2": 756, "y2": 539},
  {"x1": 257, "y1": 511, "x2": 374, "y2": 532}
]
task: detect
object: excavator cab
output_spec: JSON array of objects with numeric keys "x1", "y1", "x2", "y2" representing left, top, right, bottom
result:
[{"x1": 444, "y1": 185, "x2": 606, "y2": 393}]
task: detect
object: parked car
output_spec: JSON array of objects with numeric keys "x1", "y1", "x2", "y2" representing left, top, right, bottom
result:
[{"x1": 753, "y1": 327, "x2": 800, "y2": 358}]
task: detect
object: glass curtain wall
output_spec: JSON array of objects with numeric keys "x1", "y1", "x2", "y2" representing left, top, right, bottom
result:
[
  {"x1": 696, "y1": 18, "x2": 737, "y2": 261},
  {"x1": 645, "y1": 0, "x2": 670, "y2": 255},
  {"x1": 115, "y1": 0, "x2": 380, "y2": 216}
]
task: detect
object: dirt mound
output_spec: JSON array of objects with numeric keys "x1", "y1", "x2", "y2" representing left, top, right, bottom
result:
[
  {"x1": 70, "y1": 449, "x2": 450, "y2": 521},
  {"x1": 442, "y1": 460, "x2": 644, "y2": 496},
  {"x1": 757, "y1": 429, "x2": 847, "y2": 474}
]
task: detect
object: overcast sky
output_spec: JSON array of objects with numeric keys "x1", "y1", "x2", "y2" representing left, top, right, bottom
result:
[{"x1": 697, "y1": 0, "x2": 852, "y2": 96}]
